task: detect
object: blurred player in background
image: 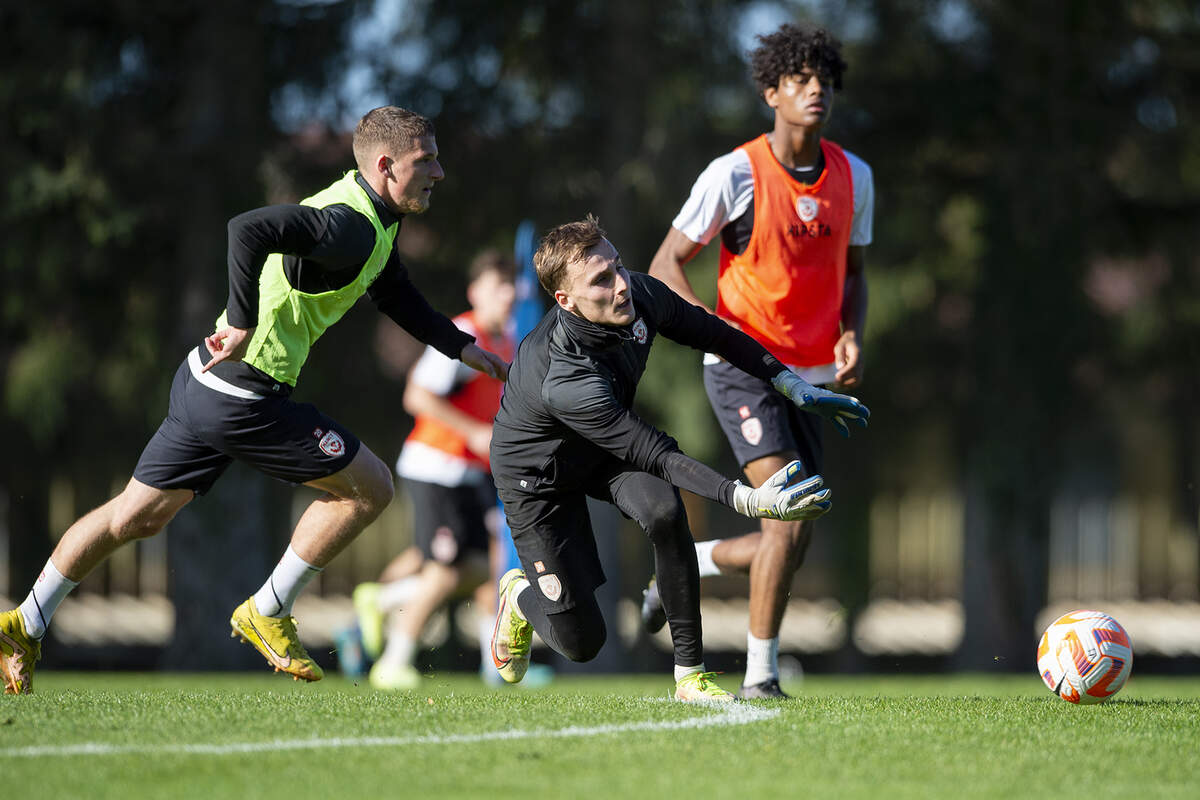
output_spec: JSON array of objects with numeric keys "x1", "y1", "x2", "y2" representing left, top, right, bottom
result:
[
  {"x1": 487, "y1": 216, "x2": 868, "y2": 702},
  {"x1": 0, "y1": 106, "x2": 509, "y2": 694},
  {"x1": 645, "y1": 22, "x2": 874, "y2": 698},
  {"x1": 352, "y1": 251, "x2": 518, "y2": 690}
]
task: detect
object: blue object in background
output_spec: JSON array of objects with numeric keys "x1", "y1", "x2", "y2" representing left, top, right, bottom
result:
[{"x1": 497, "y1": 220, "x2": 542, "y2": 574}]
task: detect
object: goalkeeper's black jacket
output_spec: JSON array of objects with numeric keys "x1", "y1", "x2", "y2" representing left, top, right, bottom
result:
[{"x1": 490, "y1": 271, "x2": 785, "y2": 506}]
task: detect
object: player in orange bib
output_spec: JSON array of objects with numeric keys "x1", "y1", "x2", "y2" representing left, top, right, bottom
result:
[
  {"x1": 646, "y1": 22, "x2": 874, "y2": 698},
  {"x1": 352, "y1": 251, "x2": 517, "y2": 690}
]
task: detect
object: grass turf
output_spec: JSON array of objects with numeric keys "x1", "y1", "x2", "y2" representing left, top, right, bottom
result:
[{"x1": 3, "y1": 672, "x2": 1198, "y2": 799}]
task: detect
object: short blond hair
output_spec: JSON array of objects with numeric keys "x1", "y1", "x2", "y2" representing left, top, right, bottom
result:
[
  {"x1": 352, "y1": 106, "x2": 435, "y2": 172},
  {"x1": 534, "y1": 215, "x2": 606, "y2": 294}
]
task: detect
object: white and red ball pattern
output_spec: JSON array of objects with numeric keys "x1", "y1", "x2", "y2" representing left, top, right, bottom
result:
[{"x1": 1037, "y1": 610, "x2": 1133, "y2": 705}]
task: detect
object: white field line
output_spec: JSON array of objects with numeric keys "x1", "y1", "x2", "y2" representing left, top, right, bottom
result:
[{"x1": 3, "y1": 701, "x2": 779, "y2": 759}]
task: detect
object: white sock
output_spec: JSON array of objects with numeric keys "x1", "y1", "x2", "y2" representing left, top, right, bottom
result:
[
  {"x1": 379, "y1": 631, "x2": 416, "y2": 668},
  {"x1": 478, "y1": 616, "x2": 495, "y2": 665},
  {"x1": 253, "y1": 545, "x2": 322, "y2": 617},
  {"x1": 674, "y1": 663, "x2": 705, "y2": 682},
  {"x1": 511, "y1": 579, "x2": 531, "y2": 621},
  {"x1": 378, "y1": 576, "x2": 421, "y2": 613},
  {"x1": 19, "y1": 559, "x2": 78, "y2": 640},
  {"x1": 743, "y1": 632, "x2": 780, "y2": 686},
  {"x1": 695, "y1": 540, "x2": 722, "y2": 578}
]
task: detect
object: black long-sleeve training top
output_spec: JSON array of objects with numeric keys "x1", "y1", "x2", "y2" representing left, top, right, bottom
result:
[
  {"x1": 490, "y1": 271, "x2": 786, "y2": 508},
  {"x1": 209, "y1": 172, "x2": 473, "y2": 392}
]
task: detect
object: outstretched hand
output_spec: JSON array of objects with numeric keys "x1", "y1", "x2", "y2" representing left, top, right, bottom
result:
[
  {"x1": 732, "y1": 461, "x2": 832, "y2": 521},
  {"x1": 461, "y1": 342, "x2": 510, "y2": 381},
  {"x1": 202, "y1": 326, "x2": 255, "y2": 373},
  {"x1": 771, "y1": 370, "x2": 870, "y2": 438}
]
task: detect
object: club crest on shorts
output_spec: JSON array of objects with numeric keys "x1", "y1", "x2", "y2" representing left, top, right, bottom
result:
[
  {"x1": 318, "y1": 430, "x2": 345, "y2": 457},
  {"x1": 740, "y1": 416, "x2": 763, "y2": 446},
  {"x1": 538, "y1": 573, "x2": 562, "y2": 602},
  {"x1": 632, "y1": 318, "x2": 647, "y2": 344},
  {"x1": 796, "y1": 195, "x2": 819, "y2": 222},
  {"x1": 432, "y1": 526, "x2": 458, "y2": 563}
]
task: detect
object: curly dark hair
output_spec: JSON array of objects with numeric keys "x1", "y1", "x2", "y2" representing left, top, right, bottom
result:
[{"x1": 749, "y1": 22, "x2": 847, "y2": 94}]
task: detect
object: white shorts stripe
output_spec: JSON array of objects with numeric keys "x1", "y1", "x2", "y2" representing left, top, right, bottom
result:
[{"x1": 187, "y1": 349, "x2": 265, "y2": 401}]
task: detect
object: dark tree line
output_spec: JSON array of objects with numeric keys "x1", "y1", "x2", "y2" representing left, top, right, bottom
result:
[{"x1": 2, "y1": 0, "x2": 1196, "y2": 666}]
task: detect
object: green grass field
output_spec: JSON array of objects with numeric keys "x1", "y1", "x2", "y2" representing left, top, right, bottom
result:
[{"x1": 4, "y1": 672, "x2": 1199, "y2": 799}]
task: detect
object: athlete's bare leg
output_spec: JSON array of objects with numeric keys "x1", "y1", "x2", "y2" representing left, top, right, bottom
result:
[
  {"x1": 396, "y1": 561, "x2": 461, "y2": 641},
  {"x1": 741, "y1": 452, "x2": 814, "y2": 639},
  {"x1": 296, "y1": 444, "x2": 394, "y2": 567},
  {"x1": 49, "y1": 478, "x2": 194, "y2": 582},
  {"x1": 378, "y1": 546, "x2": 426, "y2": 583},
  {"x1": 709, "y1": 532, "x2": 761, "y2": 575}
]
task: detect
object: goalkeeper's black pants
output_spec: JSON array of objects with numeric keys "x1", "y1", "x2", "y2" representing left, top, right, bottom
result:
[{"x1": 511, "y1": 470, "x2": 702, "y2": 667}]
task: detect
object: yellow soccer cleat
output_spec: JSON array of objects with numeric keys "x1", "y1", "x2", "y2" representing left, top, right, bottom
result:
[
  {"x1": 490, "y1": 568, "x2": 532, "y2": 684},
  {"x1": 352, "y1": 582, "x2": 385, "y2": 661},
  {"x1": 674, "y1": 671, "x2": 736, "y2": 703},
  {"x1": 1, "y1": 609, "x2": 41, "y2": 695},
  {"x1": 230, "y1": 597, "x2": 324, "y2": 682}
]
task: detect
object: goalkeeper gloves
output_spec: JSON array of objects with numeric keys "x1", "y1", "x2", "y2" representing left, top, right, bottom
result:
[
  {"x1": 771, "y1": 370, "x2": 870, "y2": 438},
  {"x1": 732, "y1": 461, "x2": 832, "y2": 521}
]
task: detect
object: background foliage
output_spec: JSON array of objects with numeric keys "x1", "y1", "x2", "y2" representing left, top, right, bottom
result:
[{"x1": 1, "y1": 0, "x2": 1197, "y2": 666}]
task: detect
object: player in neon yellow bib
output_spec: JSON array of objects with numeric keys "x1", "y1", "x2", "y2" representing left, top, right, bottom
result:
[{"x1": 1, "y1": 106, "x2": 509, "y2": 693}]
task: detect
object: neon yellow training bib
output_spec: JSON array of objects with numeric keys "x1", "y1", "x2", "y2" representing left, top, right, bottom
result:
[{"x1": 214, "y1": 172, "x2": 397, "y2": 386}]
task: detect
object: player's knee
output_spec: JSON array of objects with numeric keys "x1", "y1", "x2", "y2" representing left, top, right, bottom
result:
[
  {"x1": 354, "y1": 452, "x2": 395, "y2": 514},
  {"x1": 109, "y1": 509, "x2": 166, "y2": 542},
  {"x1": 641, "y1": 494, "x2": 689, "y2": 545},
  {"x1": 561, "y1": 626, "x2": 606, "y2": 663},
  {"x1": 552, "y1": 615, "x2": 607, "y2": 662}
]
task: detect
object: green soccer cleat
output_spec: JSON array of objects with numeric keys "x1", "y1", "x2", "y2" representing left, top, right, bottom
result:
[
  {"x1": 490, "y1": 568, "x2": 532, "y2": 684},
  {"x1": 230, "y1": 597, "x2": 324, "y2": 682},
  {"x1": 674, "y1": 671, "x2": 737, "y2": 703},
  {"x1": 0, "y1": 609, "x2": 41, "y2": 695},
  {"x1": 368, "y1": 660, "x2": 421, "y2": 691},
  {"x1": 352, "y1": 582, "x2": 385, "y2": 660}
]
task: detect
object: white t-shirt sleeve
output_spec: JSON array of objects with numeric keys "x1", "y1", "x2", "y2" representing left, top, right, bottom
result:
[
  {"x1": 844, "y1": 149, "x2": 874, "y2": 247},
  {"x1": 408, "y1": 317, "x2": 476, "y2": 395},
  {"x1": 670, "y1": 150, "x2": 755, "y2": 246}
]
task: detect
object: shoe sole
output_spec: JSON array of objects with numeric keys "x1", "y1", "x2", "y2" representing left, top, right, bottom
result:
[
  {"x1": 739, "y1": 687, "x2": 790, "y2": 700},
  {"x1": 675, "y1": 692, "x2": 737, "y2": 703}
]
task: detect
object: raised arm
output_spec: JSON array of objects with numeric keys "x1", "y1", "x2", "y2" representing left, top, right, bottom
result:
[
  {"x1": 648, "y1": 227, "x2": 711, "y2": 313},
  {"x1": 642, "y1": 274, "x2": 870, "y2": 437},
  {"x1": 206, "y1": 204, "x2": 358, "y2": 371},
  {"x1": 369, "y1": 255, "x2": 508, "y2": 381},
  {"x1": 546, "y1": 370, "x2": 829, "y2": 520}
]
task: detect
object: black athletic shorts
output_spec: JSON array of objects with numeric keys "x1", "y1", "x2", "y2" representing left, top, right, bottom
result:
[
  {"x1": 703, "y1": 360, "x2": 823, "y2": 478},
  {"x1": 498, "y1": 460, "x2": 680, "y2": 615},
  {"x1": 133, "y1": 347, "x2": 361, "y2": 494},
  {"x1": 406, "y1": 478, "x2": 497, "y2": 566}
]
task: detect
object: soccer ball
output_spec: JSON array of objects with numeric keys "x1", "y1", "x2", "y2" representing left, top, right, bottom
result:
[{"x1": 1037, "y1": 610, "x2": 1133, "y2": 704}]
